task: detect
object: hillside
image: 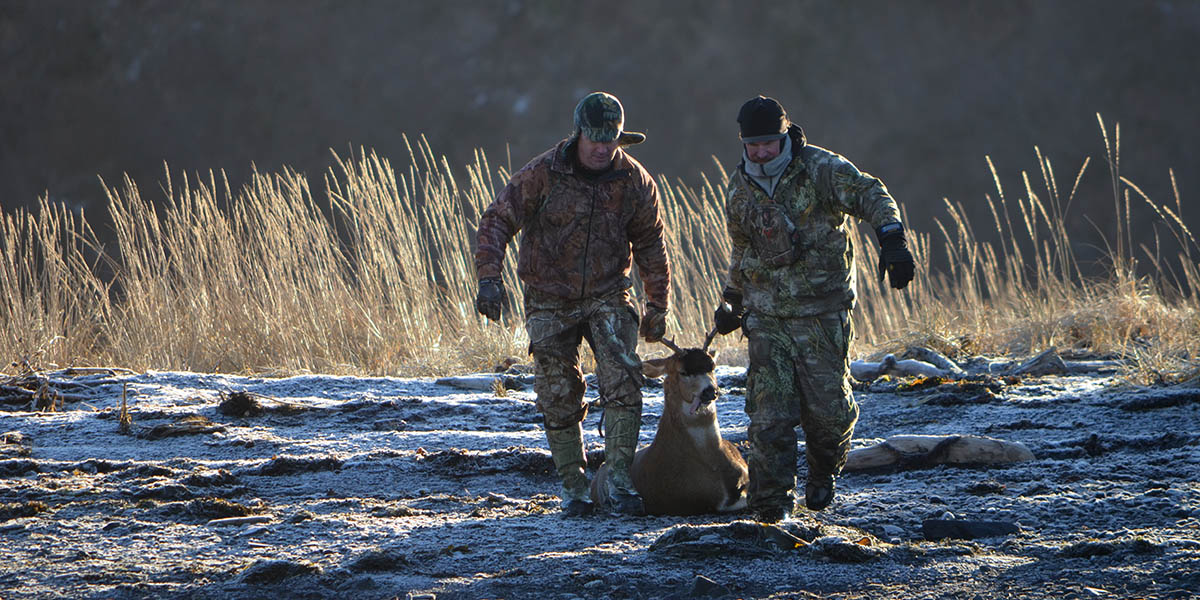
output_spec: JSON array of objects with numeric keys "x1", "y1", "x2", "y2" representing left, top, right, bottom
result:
[{"x1": 3, "y1": 1, "x2": 1198, "y2": 265}]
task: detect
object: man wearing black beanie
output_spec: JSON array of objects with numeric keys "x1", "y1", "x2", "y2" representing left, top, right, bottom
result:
[{"x1": 714, "y1": 95, "x2": 914, "y2": 522}]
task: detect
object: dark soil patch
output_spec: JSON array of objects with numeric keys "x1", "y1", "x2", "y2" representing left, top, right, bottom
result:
[
  {"x1": 248, "y1": 455, "x2": 344, "y2": 476},
  {"x1": 0, "y1": 500, "x2": 48, "y2": 521},
  {"x1": 416, "y1": 446, "x2": 554, "y2": 477}
]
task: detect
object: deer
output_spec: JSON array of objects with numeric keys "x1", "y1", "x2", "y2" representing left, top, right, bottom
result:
[{"x1": 590, "y1": 329, "x2": 749, "y2": 516}]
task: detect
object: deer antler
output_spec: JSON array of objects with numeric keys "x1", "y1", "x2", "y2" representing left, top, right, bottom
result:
[
  {"x1": 701, "y1": 325, "x2": 718, "y2": 353},
  {"x1": 658, "y1": 337, "x2": 684, "y2": 355}
]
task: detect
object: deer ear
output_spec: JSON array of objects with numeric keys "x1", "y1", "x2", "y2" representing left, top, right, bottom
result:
[{"x1": 642, "y1": 358, "x2": 669, "y2": 379}]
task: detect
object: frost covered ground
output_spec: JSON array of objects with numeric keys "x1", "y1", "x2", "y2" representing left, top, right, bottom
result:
[{"x1": 1, "y1": 354, "x2": 1198, "y2": 600}]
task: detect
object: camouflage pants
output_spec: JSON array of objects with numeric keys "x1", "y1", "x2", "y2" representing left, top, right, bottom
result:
[
  {"x1": 524, "y1": 289, "x2": 643, "y2": 429},
  {"x1": 743, "y1": 309, "x2": 859, "y2": 512}
]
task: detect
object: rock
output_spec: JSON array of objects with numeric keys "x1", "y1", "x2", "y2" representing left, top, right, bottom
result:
[
  {"x1": 1009, "y1": 348, "x2": 1068, "y2": 376},
  {"x1": 183, "y1": 468, "x2": 241, "y2": 487},
  {"x1": 813, "y1": 535, "x2": 884, "y2": 563},
  {"x1": 1060, "y1": 540, "x2": 1118, "y2": 557},
  {"x1": 1082, "y1": 433, "x2": 1105, "y2": 457},
  {"x1": 349, "y1": 548, "x2": 412, "y2": 572},
  {"x1": 1115, "y1": 388, "x2": 1200, "y2": 411},
  {"x1": 0, "y1": 459, "x2": 37, "y2": 477},
  {"x1": 372, "y1": 418, "x2": 409, "y2": 431},
  {"x1": 650, "y1": 521, "x2": 809, "y2": 558},
  {"x1": 139, "y1": 415, "x2": 226, "y2": 439},
  {"x1": 288, "y1": 510, "x2": 316, "y2": 523},
  {"x1": 239, "y1": 558, "x2": 323, "y2": 584},
  {"x1": 131, "y1": 482, "x2": 193, "y2": 501},
  {"x1": 0, "y1": 431, "x2": 32, "y2": 458},
  {"x1": 494, "y1": 357, "x2": 531, "y2": 374},
  {"x1": 206, "y1": 514, "x2": 272, "y2": 526},
  {"x1": 922, "y1": 519, "x2": 1020, "y2": 541},
  {"x1": 186, "y1": 497, "x2": 256, "y2": 520},
  {"x1": 963, "y1": 480, "x2": 1007, "y2": 495},
  {"x1": 339, "y1": 575, "x2": 379, "y2": 591},
  {"x1": 922, "y1": 390, "x2": 998, "y2": 406},
  {"x1": 250, "y1": 454, "x2": 344, "y2": 476},
  {"x1": 717, "y1": 372, "x2": 747, "y2": 389},
  {"x1": 218, "y1": 390, "x2": 263, "y2": 417},
  {"x1": 0, "y1": 500, "x2": 47, "y2": 522},
  {"x1": 689, "y1": 575, "x2": 732, "y2": 598},
  {"x1": 1020, "y1": 482, "x2": 1053, "y2": 497}
]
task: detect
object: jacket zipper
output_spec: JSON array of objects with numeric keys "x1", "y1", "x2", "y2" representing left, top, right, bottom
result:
[{"x1": 579, "y1": 182, "x2": 597, "y2": 299}]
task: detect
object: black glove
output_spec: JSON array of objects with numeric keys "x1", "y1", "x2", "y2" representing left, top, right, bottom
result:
[
  {"x1": 475, "y1": 278, "x2": 505, "y2": 321},
  {"x1": 713, "y1": 287, "x2": 744, "y2": 335},
  {"x1": 876, "y1": 224, "x2": 915, "y2": 289},
  {"x1": 640, "y1": 304, "x2": 668, "y2": 342}
]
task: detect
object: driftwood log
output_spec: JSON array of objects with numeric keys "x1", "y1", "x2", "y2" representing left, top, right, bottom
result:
[
  {"x1": 845, "y1": 434, "x2": 1035, "y2": 472},
  {"x1": 434, "y1": 373, "x2": 534, "y2": 391},
  {"x1": 850, "y1": 355, "x2": 948, "y2": 381}
]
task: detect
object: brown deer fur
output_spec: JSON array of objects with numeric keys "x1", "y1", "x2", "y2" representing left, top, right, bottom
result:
[{"x1": 591, "y1": 347, "x2": 749, "y2": 515}]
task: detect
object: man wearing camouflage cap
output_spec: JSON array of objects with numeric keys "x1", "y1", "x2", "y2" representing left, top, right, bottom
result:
[
  {"x1": 475, "y1": 91, "x2": 671, "y2": 517},
  {"x1": 714, "y1": 95, "x2": 914, "y2": 522}
]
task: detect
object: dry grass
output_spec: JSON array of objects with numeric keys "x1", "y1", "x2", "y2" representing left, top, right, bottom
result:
[
  {"x1": 850, "y1": 116, "x2": 1198, "y2": 384},
  {"x1": 1, "y1": 118, "x2": 1196, "y2": 381}
]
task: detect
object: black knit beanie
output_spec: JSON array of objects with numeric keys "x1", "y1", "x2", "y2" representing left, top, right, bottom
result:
[{"x1": 737, "y1": 96, "x2": 789, "y2": 142}]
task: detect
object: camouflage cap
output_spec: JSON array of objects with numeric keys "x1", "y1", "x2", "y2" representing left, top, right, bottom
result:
[{"x1": 574, "y1": 92, "x2": 646, "y2": 145}]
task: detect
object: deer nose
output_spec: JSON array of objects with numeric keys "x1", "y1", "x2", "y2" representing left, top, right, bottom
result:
[{"x1": 700, "y1": 386, "x2": 717, "y2": 404}]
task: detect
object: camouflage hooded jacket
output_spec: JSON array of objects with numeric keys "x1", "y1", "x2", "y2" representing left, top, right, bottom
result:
[
  {"x1": 475, "y1": 137, "x2": 671, "y2": 309},
  {"x1": 726, "y1": 126, "x2": 902, "y2": 318}
]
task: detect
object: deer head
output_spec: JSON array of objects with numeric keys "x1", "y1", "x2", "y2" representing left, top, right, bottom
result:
[
  {"x1": 613, "y1": 326, "x2": 747, "y2": 515},
  {"x1": 644, "y1": 330, "x2": 719, "y2": 420}
]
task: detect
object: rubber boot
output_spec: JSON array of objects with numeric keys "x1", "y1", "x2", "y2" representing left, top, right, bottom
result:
[
  {"x1": 804, "y1": 435, "x2": 850, "y2": 511},
  {"x1": 805, "y1": 473, "x2": 836, "y2": 511},
  {"x1": 601, "y1": 407, "x2": 645, "y2": 516},
  {"x1": 545, "y1": 423, "x2": 593, "y2": 517},
  {"x1": 754, "y1": 500, "x2": 796, "y2": 524}
]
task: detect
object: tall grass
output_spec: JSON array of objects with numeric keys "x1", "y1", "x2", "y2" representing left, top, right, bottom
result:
[{"x1": 2, "y1": 119, "x2": 1197, "y2": 382}]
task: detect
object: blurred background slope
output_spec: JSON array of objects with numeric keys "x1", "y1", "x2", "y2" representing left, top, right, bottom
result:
[{"x1": 2, "y1": 0, "x2": 1197, "y2": 262}]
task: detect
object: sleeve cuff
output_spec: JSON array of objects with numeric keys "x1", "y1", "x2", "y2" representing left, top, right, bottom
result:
[
  {"x1": 876, "y1": 222, "x2": 903, "y2": 236},
  {"x1": 476, "y1": 265, "x2": 503, "y2": 280}
]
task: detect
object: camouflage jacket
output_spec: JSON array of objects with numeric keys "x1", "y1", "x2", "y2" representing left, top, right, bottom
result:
[
  {"x1": 475, "y1": 137, "x2": 671, "y2": 309},
  {"x1": 726, "y1": 126, "x2": 902, "y2": 318}
]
